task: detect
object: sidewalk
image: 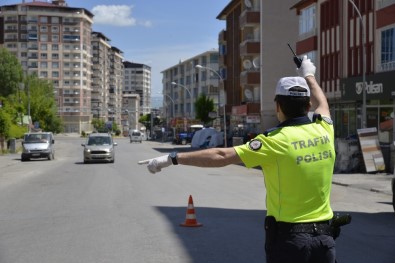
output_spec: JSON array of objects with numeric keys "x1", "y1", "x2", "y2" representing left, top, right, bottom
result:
[{"x1": 332, "y1": 173, "x2": 393, "y2": 196}]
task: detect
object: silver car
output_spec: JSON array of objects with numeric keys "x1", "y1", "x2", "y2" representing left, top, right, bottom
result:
[
  {"x1": 21, "y1": 132, "x2": 55, "y2": 161},
  {"x1": 82, "y1": 133, "x2": 117, "y2": 163}
]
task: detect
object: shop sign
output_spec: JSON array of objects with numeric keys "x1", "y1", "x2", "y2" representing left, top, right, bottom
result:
[
  {"x1": 341, "y1": 71, "x2": 394, "y2": 100},
  {"x1": 232, "y1": 105, "x2": 247, "y2": 116},
  {"x1": 246, "y1": 115, "x2": 260, "y2": 123}
]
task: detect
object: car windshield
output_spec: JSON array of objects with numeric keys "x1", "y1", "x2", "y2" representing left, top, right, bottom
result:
[
  {"x1": 87, "y1": 136, "x2": 111, "y2": 145},
  {"x1": 132, "y1": 132, "x2": 140, "y2": 136},
  {"x1": 24, "y1": 134, "x2": 50, "y2": 143}
]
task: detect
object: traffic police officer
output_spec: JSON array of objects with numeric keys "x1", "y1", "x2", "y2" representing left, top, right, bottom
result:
[{"x1": 139, "y1": 56, "x2": 336, "y2": 262}]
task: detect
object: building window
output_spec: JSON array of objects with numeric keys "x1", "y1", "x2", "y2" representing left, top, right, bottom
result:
[
  {"x1": 381, "y1": 27, "x2": 395, "y2": 64},
  {"x1": 299, "y1": 5, "x2": 316, "y2": 35},
  {"x1": 40, "y1": 16, "x2": 48, "y2": 23},
  {"x1": 40, "y1": 34, "x2": 48, "y2": 42}
]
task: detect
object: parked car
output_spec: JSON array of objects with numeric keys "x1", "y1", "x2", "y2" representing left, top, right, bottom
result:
[
  {"x1": 130, "y1": 130, "x2": 143, "y2": 143},
  {"x1": 21, "y1": 132, "x2": 55, "y2": 161},
  {"x1": 81, "y1": 133, "x2": 117, "y2": 163},
  {"x1": 173, "y1": 125, "x2": 203, "y2": 145}
]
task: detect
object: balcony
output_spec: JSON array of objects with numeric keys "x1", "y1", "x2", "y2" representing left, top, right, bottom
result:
[
  {"x1": 218, "y1": 30, "x2": 226, "y2": 42},
  {"x1": 240, "y1": 10, "x2": 260, "y2": 28},
  {"x1": 240, "y1": 71, "x2": 260, "y2": 85},
  {"x1": 377, "y1": 61, "x2": 395, "y2": 72},
  {"x1": 219, "y1": 54, "x2": 227, "y2": 67},
  {"x1": 240, "y1": 41, "x2": 260, "y2": 56}
]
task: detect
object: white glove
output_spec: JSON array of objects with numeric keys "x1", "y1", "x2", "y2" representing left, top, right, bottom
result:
[
  {"x1": 297, "y1": 55, "x2": 316, "y2": 77},
  {"x1": 138, "y1": 155, "x2": 172, "y2": 174}
]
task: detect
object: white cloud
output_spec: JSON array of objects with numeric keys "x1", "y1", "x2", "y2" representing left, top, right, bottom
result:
[{"x1": 92, "y1": 5, "x2": 137, "y2": 26}]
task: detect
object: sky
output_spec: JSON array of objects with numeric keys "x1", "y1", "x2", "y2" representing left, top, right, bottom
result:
[{"x1": 3, "y1": 0, "x2": 230, "y2": 107}]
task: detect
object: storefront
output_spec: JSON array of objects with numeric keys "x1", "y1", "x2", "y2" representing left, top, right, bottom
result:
[
  {"x1": 230, "y1": 103, "x2": 260, "y2": 144},
  {"x1": 335, "y1": 71, "x2": 395, "y2": 173},
  {"x1": 336, "y1": 71, "x2": 395, "y2": 141}
]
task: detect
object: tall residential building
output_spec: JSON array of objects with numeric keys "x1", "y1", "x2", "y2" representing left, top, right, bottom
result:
[
  {"x1": 217, "y1": 0, "x2": 299, "y2": 137},
  {"x1": 0, "y1": 0, "x2": 94, "y2": 133},
  {"x1": 108, "y1": 46, "x2": 124, "y2": 128},
  {"x1": 91, "y1": 31, "x2": 111, "y2": 122},
  {"x1": 291, "y1": 0, "x2": 395, "y2": 139},
  {"x1": 123, "y1": 61, "x2": 151, "y2": 115},
  {"x1": 161, "y1": 50, "x2": 219, "y2": 131}
]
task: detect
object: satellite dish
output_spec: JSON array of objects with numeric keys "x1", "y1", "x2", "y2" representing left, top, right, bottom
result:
[
  {"x1": 244, "y1": 0, "x2": 252, "y2": 9},
  {"x1": 253, "y1": 56, "x2": 260, "y2": 69},
  {"x1": 244, "y1": 88, "x2": 253, "y2": 100},
  {"x1": 243, "y1": 59, "x2": 252, "y2": 70}
]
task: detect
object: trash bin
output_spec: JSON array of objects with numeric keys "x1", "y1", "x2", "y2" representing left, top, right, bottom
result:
[
  {"x1": 380, "y1": 143, "x2": 391, "y2": 173},
  {"x1": 232, "y1": 137, "x2": 244, "y2": 146},
  {"x1": 9, "y1": 138, "x2": 16, "y2": 153}
]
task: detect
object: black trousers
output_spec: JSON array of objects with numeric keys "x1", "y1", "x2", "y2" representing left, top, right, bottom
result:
[{"x1": 265, "y1": 232, "x2": 336, "y2": 263}]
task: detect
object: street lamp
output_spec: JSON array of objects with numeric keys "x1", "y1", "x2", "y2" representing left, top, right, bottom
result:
[
  {"x1": 19, "y1": 83, "x2": 31, "y2": 132},
  {"x1": 163, "y1": 93, "x2": 175, "y2": 119},
  {"x1": 348, "y1": 0, "x2": 366, "y2": 128},
  {"x1": 171, "y1": 81, "x2": 193, "y2": 117},
  {"x1": 195, "y1": 64, "x2": 227, "y2": 147}
]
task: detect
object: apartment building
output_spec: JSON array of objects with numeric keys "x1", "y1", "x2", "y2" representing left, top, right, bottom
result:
[
  {"x1": 161, "y1": 50, "x2": 219, "y2": 131},
  {"x1": 123, "y1": 61, "x2": 151, "y2": 115},
  {"x1": 292, "y1": 0, "x2": 395, "y2": 140},
  {"x1": 217, "y1": 0, "x2": 299, "y2": 138},
  {"x1": 108, "y1": 46, "x2": 124, "y2": 129},
  {"x1": 91, "y1": 31, "x2": 111, "y2": 122},
  {"x1": 0, "y1": 0, "x2": 94, "y2": 133}
]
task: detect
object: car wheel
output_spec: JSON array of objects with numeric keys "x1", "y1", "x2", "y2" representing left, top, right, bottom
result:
[
  {"x1": 84, "y1": 159, "x2": 88, "y2": 164},
  {"x1": 48, "y1": 153, "x2": 53, "y2": 160}
]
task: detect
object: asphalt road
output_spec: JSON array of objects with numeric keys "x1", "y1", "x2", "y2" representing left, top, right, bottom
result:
[{"x1": 0, "y1": 136, "x2": 394, "y2": 263}]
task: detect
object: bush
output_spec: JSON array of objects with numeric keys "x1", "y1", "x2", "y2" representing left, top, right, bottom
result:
[{"x1": 81, "y1": 130, "x2": 86, "y2": 137}]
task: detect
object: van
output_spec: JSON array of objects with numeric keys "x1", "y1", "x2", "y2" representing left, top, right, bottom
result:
[
  {"x1": 21, "y1": 132, "x2": 55, "y2": 161},
  {"x1": 130, "y1": 130, "x2": 143, "y2": 143}
]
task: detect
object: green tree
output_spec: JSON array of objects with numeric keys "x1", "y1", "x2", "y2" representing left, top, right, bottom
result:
[
  {"x1": 91, "y1": 118, "x2": 106, "y2": 131},
  {"x1": 21, "y1": 76, "x2": 63, "y2": 133},
  {"x1": 0, "y1": 109, "x2": 12, "y2": 152},
  {"x1": 194, "y1": 94, "x2": 215, "y2": 125},
  {"x1": 0, "y1": 48, "x2": 23, "y2": 97},
  {"x1": 139, "y1": 113, "x2": 162, "y2": 129}
]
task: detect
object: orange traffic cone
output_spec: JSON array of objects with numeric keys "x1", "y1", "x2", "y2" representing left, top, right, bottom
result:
[{"x1": 180, "y1": 195, "x2": 203, "y2": 227}]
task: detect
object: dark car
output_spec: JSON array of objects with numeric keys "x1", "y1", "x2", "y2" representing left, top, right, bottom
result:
[
  {"x1": 173, "y1": 132, "x2": 194, "y2": 145},
  {"x1": 173, "y1": 125, "x2": 203, "y2": 145}
]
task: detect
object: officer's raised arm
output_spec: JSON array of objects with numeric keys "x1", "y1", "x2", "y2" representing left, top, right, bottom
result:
[{"x1": 298, "y1": 55, "x2": 330, "y2": 118}]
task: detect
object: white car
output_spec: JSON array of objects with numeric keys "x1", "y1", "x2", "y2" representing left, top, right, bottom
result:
[
  {"x1": 130, "y1": 130, "x2": 142, "y2": 143},
  {"x1": 21, "y1": 132, "x2": 55, "y2": 161}
]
